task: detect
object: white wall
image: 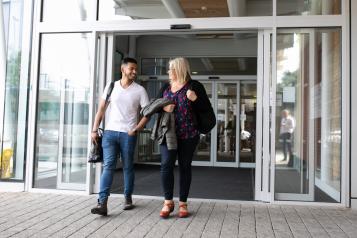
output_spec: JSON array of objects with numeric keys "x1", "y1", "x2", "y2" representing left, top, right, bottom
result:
[{"x1": 351, "y1": 0, "x2": 357, "y2": 208}]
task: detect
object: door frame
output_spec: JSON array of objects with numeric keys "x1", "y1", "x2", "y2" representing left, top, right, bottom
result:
[
  {"x1": 273, "y1": 29, "x2": 316, "y2": 202},
  {"x1": 26, "y1": 5, "x2": 348, "y2": 205}
]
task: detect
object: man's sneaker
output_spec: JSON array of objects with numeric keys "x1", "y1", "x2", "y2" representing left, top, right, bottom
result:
[
  {"x1": 91, "y1": 198, "x2": 108, "y2": 216},
  {"x1": 123, "y1": 196, "x2": 134, "y2": 210}
]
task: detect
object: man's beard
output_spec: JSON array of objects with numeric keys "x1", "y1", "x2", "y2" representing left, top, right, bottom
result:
[{"x1": 125, "y1": 72, "x2": 136, "y2": 80}]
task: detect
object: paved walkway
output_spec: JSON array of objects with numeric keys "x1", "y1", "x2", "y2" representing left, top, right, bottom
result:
[{"x1": 0, "y1": 192, "x2": 357, "y2": 238}]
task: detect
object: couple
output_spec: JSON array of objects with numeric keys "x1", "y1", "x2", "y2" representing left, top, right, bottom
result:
[{"x1": 91, "y1": 57, "x2": 211, "y2": 218}]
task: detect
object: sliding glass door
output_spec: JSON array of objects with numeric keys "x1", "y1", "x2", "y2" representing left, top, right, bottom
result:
[
  {"x1": 274, "y1": 28, "x2": 342, "y2": 202},
  {"x1": 33, "y1": 33, "x2": 92, "y2": 190}
]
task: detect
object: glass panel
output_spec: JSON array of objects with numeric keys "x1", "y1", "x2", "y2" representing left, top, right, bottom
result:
[
  {"x1": 2, "y1": 0, "x2": 10, "y2": 43},
  {"x1": 141, "y1": 57, "x2": 257, "y2": 76},
  {"x1": 194, "y1": 82, "x2": 212, "y2": 162},
  {"x1": 1, "y1": 0, "x2": 26, "y2": 181},
  {"x1": 275, "y1": 28, "x2": 341, "y2": 202},
  {"x1": 137, "y1": 80, "x2": 167, "y2": 163},
  {"x1": 239, "y1": 83, "x2": 257, "y2": 163},
  {"x1": 99, "y1": 0, "x2": 272, "y2": 20},
  {"x1": 217, "y1": 83, "x2": 237, "y2": 163},
  {"x1": 42, "y1": 0, "x2": 93, "y2": 22},
  {"x1": 277, "y1": 0, "x2": 341, "y2": 16},
  {"x1": 34, "y1": 33, "x2": 91, "y2": 189}
]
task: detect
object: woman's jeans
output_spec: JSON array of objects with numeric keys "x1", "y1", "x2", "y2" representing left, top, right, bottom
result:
[
  {"x1": 99, "y1": 130, "x2": 137, "y2": 203},
  {"x1": 160, "y1": 136, "x2": 199, "y2": 202}
]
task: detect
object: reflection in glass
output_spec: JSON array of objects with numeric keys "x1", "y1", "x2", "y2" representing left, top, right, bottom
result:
[
  {"x1": 217, "y1": 83, "x2": 237, "y2": 163},
  {"x1": 34, "y1": 33, "x2": 91, "y2": 189},
  {"x1": 239, "y1": 83, "x2": 257, "y2": 163},
  {"x1": 42, "y1": 0, "x2": 93, "y2": 22},
  {"x1": 275, "y1": 29, "x2": 341, "y2": 202},
  {"x1": 99, "y1": 0, "x2": 272, "y2": 20},
  {"x1": 277, "y1": 0, "x2": 341, "y2": 16},
  {"x1": 1, "y1": 0, "x2": 26, "y2": 180}
]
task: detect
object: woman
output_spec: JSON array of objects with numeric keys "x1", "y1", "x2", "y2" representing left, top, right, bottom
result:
[{"x1": 158, "y1": 57, "x2": 211, "y2": 218}]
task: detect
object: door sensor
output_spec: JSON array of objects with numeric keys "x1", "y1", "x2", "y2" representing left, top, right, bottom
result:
[{"x1": 170, "y1": 24, "x2": 191, "y2": 30}]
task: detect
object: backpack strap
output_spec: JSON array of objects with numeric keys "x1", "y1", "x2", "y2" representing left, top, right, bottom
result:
[{"x1": 105, "y1": 81, "x2": 115, "y2": 103}]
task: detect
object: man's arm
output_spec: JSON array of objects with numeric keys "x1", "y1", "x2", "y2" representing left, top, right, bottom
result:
[
  {"x1": 91, "y1": 98, "x2": 107, "y2": 144},
  {"x1": 128, "y1": 116, "x2": 149, "y2": 136}
]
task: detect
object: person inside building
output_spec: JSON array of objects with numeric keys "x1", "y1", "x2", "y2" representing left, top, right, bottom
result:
[
  {"x1": 279, "y1": 109, "x2": 295, "y2": 167},
  {"x1": 90, "y1": 57, "x2": 149, "y2": 216}
]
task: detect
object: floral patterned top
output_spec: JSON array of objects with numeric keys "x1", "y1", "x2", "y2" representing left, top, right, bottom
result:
[{"x1": 163, "y1": 83, "x2": 199, "y2": 139}]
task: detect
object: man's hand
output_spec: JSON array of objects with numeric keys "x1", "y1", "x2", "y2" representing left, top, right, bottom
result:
[
  {"x1": 128, "y1": 128, "x2": 137, "y2": 136},
  {"x1": 163, "y1": 104, "x2": 175, "y2": 112},
  {"x1": 186, "y1": 89, "x2": 197, "y2": 101},
  {"x1": 91, "y1": 131, "x2": 99, "y2": 145}
]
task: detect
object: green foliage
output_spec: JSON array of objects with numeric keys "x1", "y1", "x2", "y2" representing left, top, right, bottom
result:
[
  {"x1": 6, "y1": 51, "x2": 21, "y2": 87},
  {"x1": 277, "y1": 70, "x2": 297, "y2": 92}
]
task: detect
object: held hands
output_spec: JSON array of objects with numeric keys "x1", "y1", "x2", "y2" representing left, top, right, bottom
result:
[
  {"x1": 186, "y1": 89, "x2": 197, "y2": 101},
  {"x1": 163, "y1": 104, "x2": 175, "y2": 112}
]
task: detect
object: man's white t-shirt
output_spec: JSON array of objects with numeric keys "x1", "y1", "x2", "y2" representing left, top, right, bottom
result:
[
  {"x1": 280, "y1": 115, "x2": 295, "y2": 134},
  {"x1": 102, "y1": 80, "x2": 149, "y2": 133}
]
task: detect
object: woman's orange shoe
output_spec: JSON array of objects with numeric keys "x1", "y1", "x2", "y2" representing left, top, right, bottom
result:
[
  {"x1": 160, "y1": 201, "x2": 174, "y2": 218},
  {"x1": 178, "y1": 203, "x2": 189, "y2": 218}
]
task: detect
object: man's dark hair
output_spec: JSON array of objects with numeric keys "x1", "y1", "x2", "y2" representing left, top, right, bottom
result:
[{"x1": 122, "y1": 57, "x2": 137, "y2": 65}]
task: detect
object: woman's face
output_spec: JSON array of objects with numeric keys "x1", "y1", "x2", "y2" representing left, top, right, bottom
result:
[{"x1": 168, "y1": 66, "x2": 177, "y2": 82}]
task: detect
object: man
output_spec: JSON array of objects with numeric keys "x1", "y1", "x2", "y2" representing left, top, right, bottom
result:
[
  {"x1": 91, "y1": 57, "x2": 149, "y2": 216},
  {"x1": 279, "y1": 109, "x2": 295, "y2": 166}
]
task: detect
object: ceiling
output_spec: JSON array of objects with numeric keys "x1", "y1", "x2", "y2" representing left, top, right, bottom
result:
[
  {"x1": 113, "y1": 0, "x2": 272, "y2": 19},
  {"x1": 179, "y1": 0, "x2": 229, "y2": 18}
]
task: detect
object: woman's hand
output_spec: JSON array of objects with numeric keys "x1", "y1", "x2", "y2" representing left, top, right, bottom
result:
[
  {"x1": 186, "y1": 89, "x2": 197, "y2": 101},
  {"x1": 163, "y1": 104, "x2": 175, "y2": 112}
]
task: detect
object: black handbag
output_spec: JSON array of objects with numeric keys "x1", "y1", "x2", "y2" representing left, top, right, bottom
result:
[{"x1": 88, "y1": 128, "x2": 104, "y2": 163}]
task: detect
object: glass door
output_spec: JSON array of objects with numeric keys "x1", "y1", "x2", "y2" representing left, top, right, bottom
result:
[
  {"x1": 33, "y1": 33, "x2": 91, "y2": 190},
  {"x1": 193, "y1": 81, "x2": 214, "y2": 166},
  {"x1": 214, "y1": 82, "x2": 238, "y2": 167},
  {"x1": 239, "y1": 82, "x2": 257, "y2": 168},
  {"x1": 273, "y1": 28, "x2": 342, "y2": 202}
]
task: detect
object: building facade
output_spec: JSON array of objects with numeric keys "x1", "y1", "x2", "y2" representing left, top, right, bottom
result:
[{"x1": 0, "y1": 0, "x2": 356, "y2": 207}]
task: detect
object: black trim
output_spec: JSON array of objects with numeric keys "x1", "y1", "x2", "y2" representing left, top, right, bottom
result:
[
  {"x1": 32, "y1": 34, "x2": 43, "y2": 188},
  {"x1": 40, "y1": 0, "x2": 44, "y2": 22},
  {"x1": 349, "y1": 0, "x2": 352, "y2": 208},
  {"x1": 96, "y1": 0, "x2": 100, "y2": 21}
]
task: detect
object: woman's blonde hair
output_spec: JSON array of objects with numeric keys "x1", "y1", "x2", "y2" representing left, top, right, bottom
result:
[{"x1": 169, "y1": 57, "x2": 191, "y2": 84}]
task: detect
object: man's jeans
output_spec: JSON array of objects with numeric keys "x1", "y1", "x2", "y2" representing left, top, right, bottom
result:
[{"x1": 99, "y1": 130, "x2": 137, "y2": 203}]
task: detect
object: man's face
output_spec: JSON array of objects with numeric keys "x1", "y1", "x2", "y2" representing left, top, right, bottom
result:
[
  {"x1": 122, "y1": 62, "x2": 137, "y2": 80},
  {"x1": 282, "y1": 111, "x2": 288, "y2": 118}
]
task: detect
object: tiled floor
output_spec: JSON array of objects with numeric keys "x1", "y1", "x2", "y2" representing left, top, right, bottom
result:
[{"x1": 0, "y1": 192, "x2": 356, "y2": 237}]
